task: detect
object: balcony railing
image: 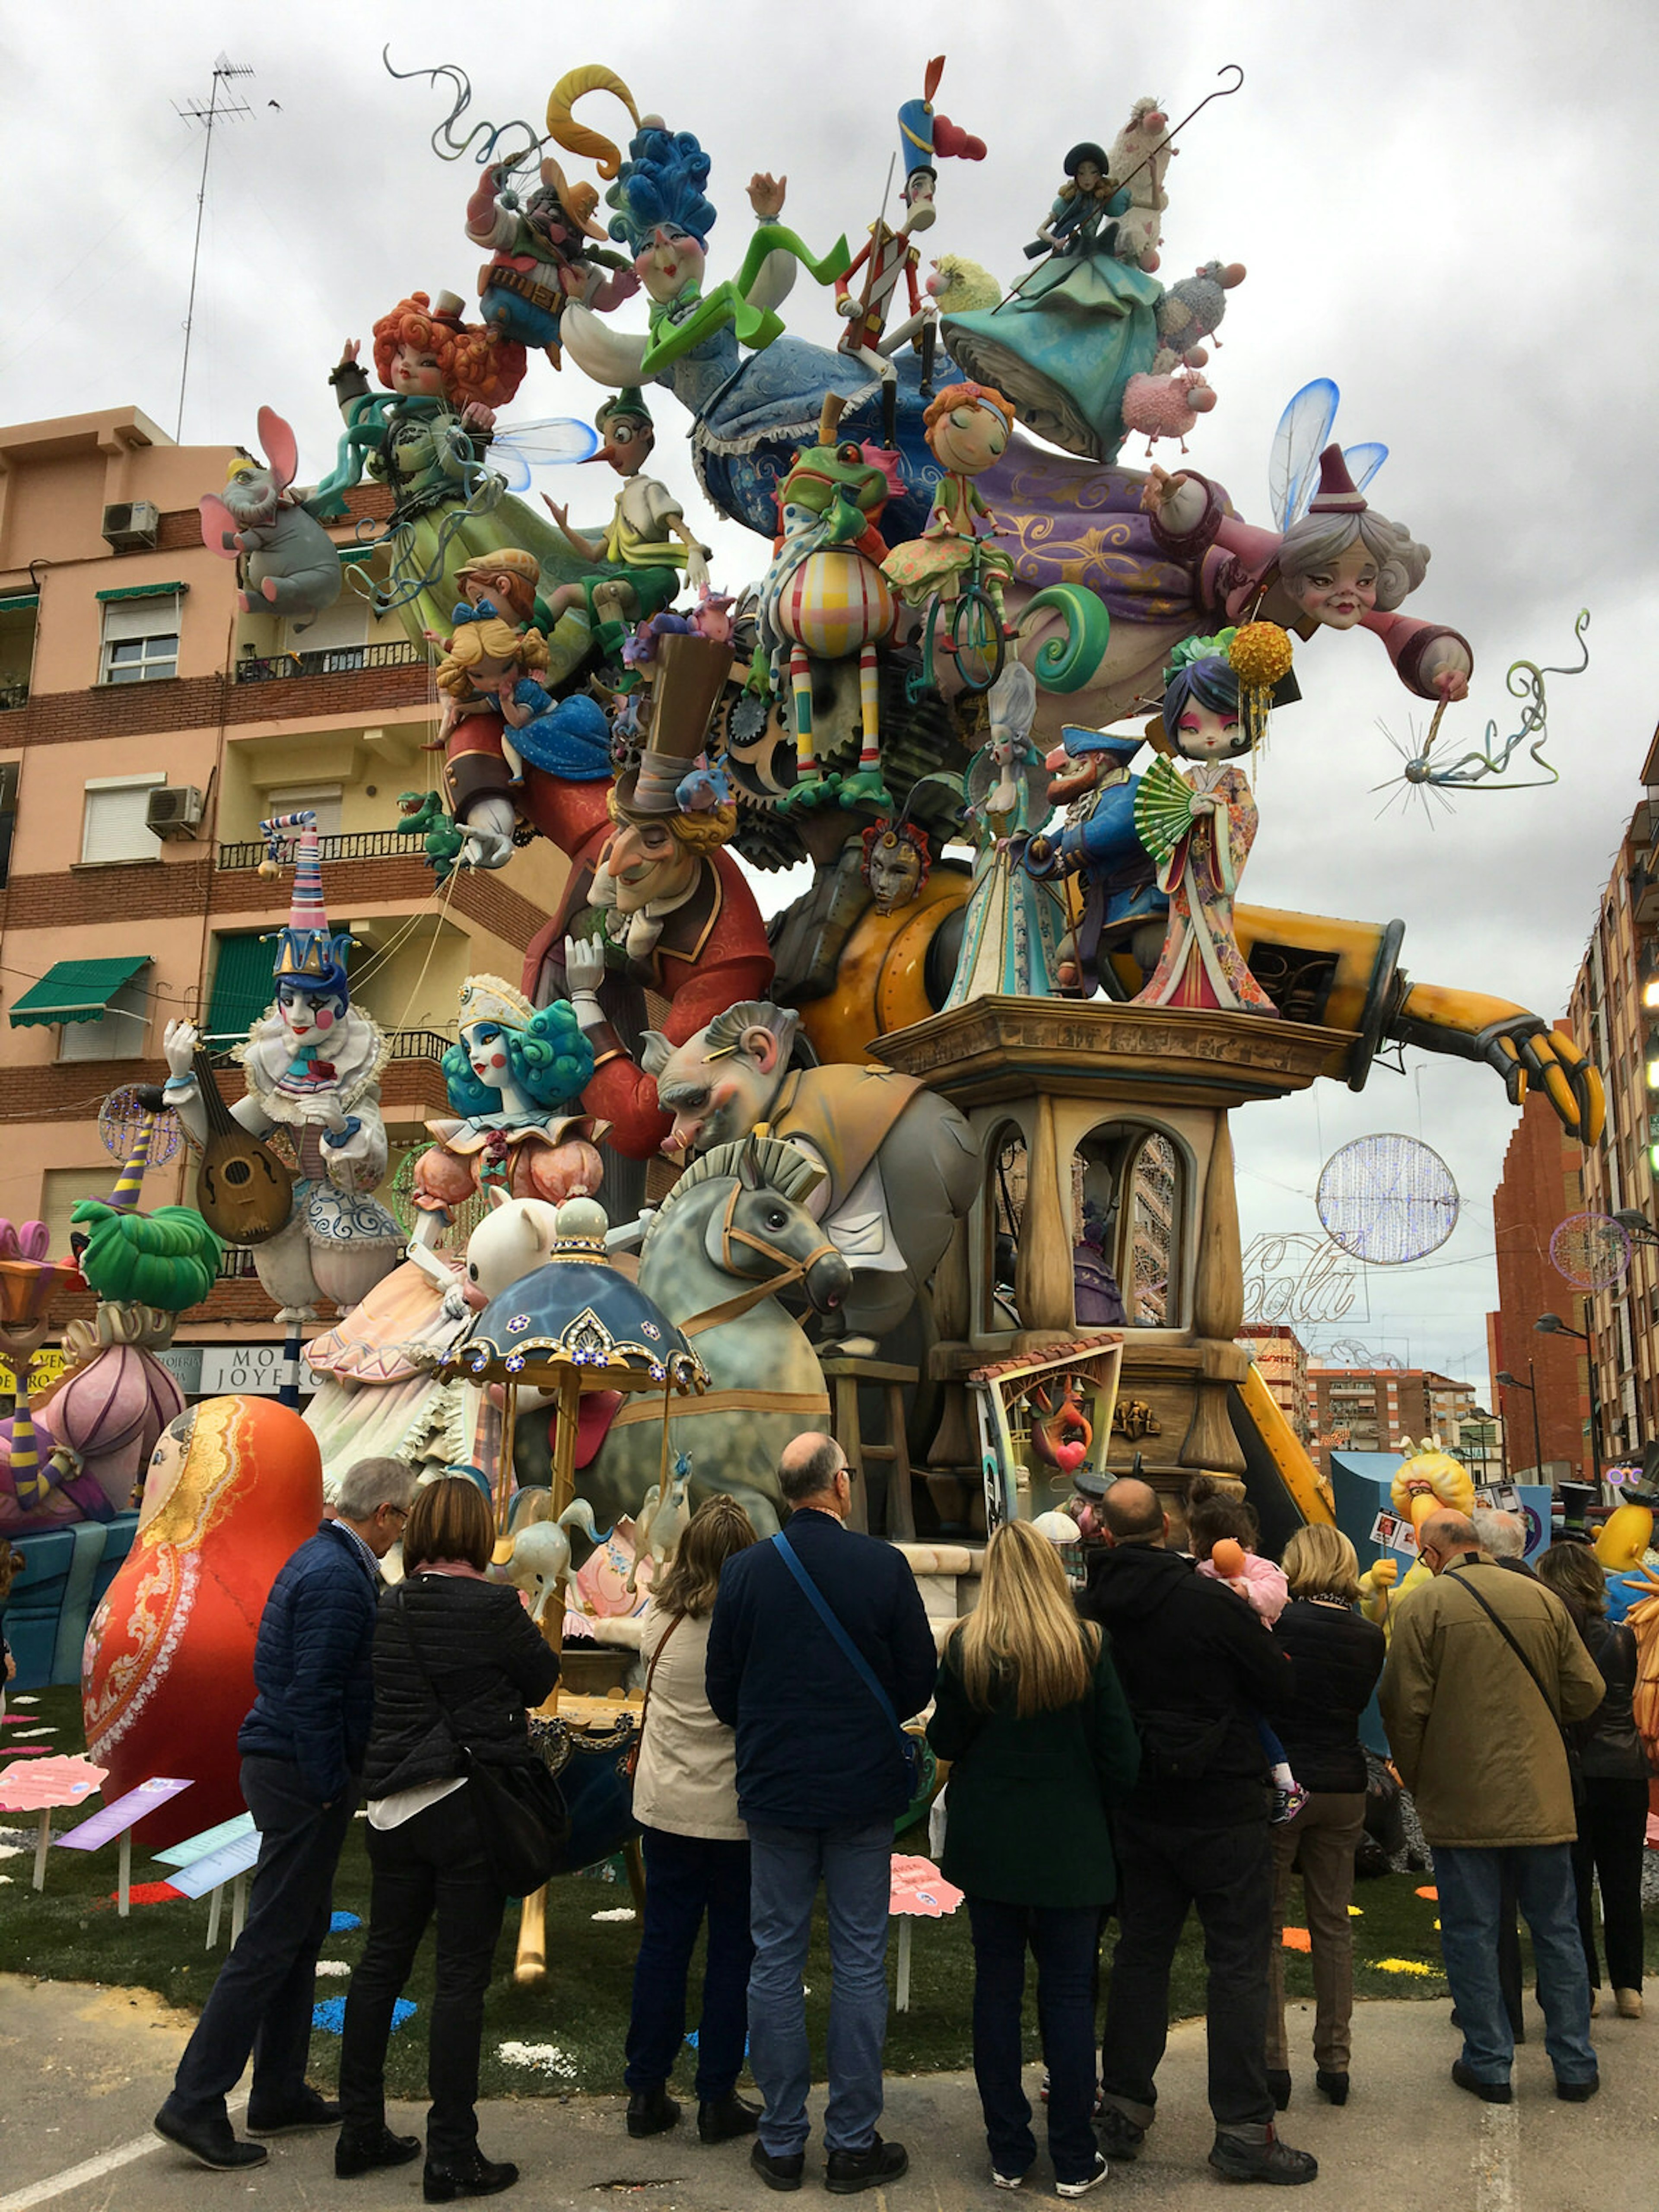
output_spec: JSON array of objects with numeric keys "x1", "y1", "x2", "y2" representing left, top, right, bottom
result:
[
  {"x1": 216, "y1": 1246, "x2": 262, "y2": 1281},
  {"x1": 233, "y1": 640, "x2": 425, "y2": 684},
  {"x1": 217, "y1": 828, "x2": 419, "y2": 869},
  {"x1": 0, "y1": 682, "x2": 27, "y2": 711},
  {"x1": 205, "y1": 1028, "x2": 449, "y2": 1068}
]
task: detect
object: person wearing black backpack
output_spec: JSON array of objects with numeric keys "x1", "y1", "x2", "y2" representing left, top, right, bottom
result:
[{"x1": 1077, "y1": 1477, "x2": 1317, "y2": 2187}]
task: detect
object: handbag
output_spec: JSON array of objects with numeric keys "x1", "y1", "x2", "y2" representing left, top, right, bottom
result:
[
  {"x1": 624, "y1": 1612, "x2": 683, "y2": 1783},
  {"x1": 394, "y1": 1588, "x2": 570, "y2": 1895},
  {"x1": 1449, "y1": 1569, "x2": 1588, "y2": 1813},
  {"x1": 771, "y1": 1532, "x2": 925, "y2": 1799}
]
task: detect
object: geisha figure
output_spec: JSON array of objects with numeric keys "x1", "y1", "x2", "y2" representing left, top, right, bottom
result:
[
  {"x1": 941, "y1": 142, "x2": 1163, "y2": 460},
  {"x1": 882, "y1": 381, "x2": 1016, "y2": 625},
  {"x1": 1131, "y1": 633, "x2": 1287, "y2": 1016},
  {"x1": 410, "y1": 977, "x2": 606, "y2": 1249},
  {"x1": 162, "y1": 815, "x2": 406, "y2": 1318},
  {"x1": 943, "y1": 662, "x2": 1066, "y2": 1005}
]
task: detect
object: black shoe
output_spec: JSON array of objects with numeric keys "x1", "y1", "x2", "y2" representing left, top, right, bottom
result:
[
  {"x1": 1266, "y1": 2069, "x2": 1292, "y2": 2112},
  {"x1": 1451, "y1": 2061, "x2": 1512, "y2": 2105},
  {"x1": 423, "y1": 2150, "x2": 519, "y2": 2202},
  {"x1": 1208, "y1": 2129, "x2": 1318, "y2": 2186},
  {"x1": 1555, "y1": 2073, "x2": 1600, "y2": 2102},
  {"x1": 152, "y1": 2104, "x2": 269, "y2": 2172},
  {"x1": 1096, "y1": 2107, "x2": 1144, "y2": 2162},
  {"x1": 247, "y1": 2085, "x2": 343, "y2": 2135},
  {"x1": 826, "y1": 2135, "x2": 909, "y2": 2195},
  {"x1": 1315, "y1": 2070, "x2": 1349, "y2": 2106},
  {"x1": 337, "y1": 2124, "x2": 423, "y2": 2178},
  {"x1": 626, "y1": 2085, "x2": 681, "y2": 2139},
  {"x1": 699, "y1": 2091, "x2": 761, "y2": 2142},
  {"x1": 751, "y1": 2140, "x2": 806, "y2": 2192}
]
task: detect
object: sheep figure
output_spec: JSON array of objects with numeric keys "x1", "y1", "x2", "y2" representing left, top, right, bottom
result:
[
  {"x1": 1121, "y1": 369, "x2": 1216, "y2": 454},
  {"x1": 1152, "y1": 260, "x2": 1247, "y2": 374},
  {"x1": 1107, "y1": 97, "x2": 1175, "y2": 273},
  {"x1": 925, "y1": 254, "x2": 1001, "y2": 317}
]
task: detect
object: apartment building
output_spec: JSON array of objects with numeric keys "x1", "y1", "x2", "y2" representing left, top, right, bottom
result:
[
  {"x1": 0, "y1": 405, "x2": 572, "y2": 1379},
  {"x1": 1488, "y1": 1086, "x2": 1596, "y2": 1480},
  {"x1": 1305, "y1": 1365, "x2": 1483, "y2": 1473},
  {"x1": 1236, "y1": 1322, "x2": 1311, "y2": 1442}
]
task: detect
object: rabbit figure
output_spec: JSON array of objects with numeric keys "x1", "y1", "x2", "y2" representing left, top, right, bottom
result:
[{"x1": 200, "y1": 406, "x2": 344, "y2": 633}]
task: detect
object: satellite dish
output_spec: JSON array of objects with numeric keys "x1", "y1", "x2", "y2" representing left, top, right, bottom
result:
[
  {"x1": 1316, "y1": 1135, "x2": 1460, "y2": 1265},
  {"x1": 1550, "y1": 1212, "x2": 1631, "y2": 1293}
]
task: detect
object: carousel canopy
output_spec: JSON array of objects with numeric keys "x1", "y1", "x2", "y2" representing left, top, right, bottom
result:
[{"x1": 445, "y1": 1251, "x2": 708, "y2": 1394}]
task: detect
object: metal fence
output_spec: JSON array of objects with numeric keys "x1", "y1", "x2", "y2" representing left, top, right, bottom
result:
[
  {"x1": 217, "y1": 828, "x2": 419, "y2": 869},
  {"x1": 0, "y1": 683, "x2": 27, "y2": 711},
  {"x1": 233, "y1": 640, "x2": 425, "y2": 685},
  {"x1": 204, "y1": 1029, "x2": 449, "y2": 1066}
]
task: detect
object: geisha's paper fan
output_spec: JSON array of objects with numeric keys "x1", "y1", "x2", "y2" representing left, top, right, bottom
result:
[{"x1": 1134, "y1": 753, "x2": 1195, "y2": 869}]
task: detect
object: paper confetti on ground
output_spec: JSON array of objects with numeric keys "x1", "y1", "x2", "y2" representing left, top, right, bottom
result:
[
  {"x1": 1374, "y1": 1958, "x2": 1438, "y2": 1977},
  {"x1": 314, "y1": 1960, "x2": 352, "y2": 1977},
  {"x1": 1281, "y1": 1928, "x2": 1313, "y2": 1951},
  {"x1": 1415, "y1": 1885, "x2": 1438, "y2": 1901},
  {"x1": 314, "y1": 1996, "x2": 413, "y2": 2035},
  {"x1": 591, "y1": 1907, "x2": 636, "y2": 1922},
  {"x1": 1348, "y1": 1905, "x2": 1363, "y2": 1916},
  {"x1": 498, "y1": 2041, "x2": 578, "y2": 2081},
  {"x1": 330, "y1": 1911, "x2": 362, "y2": 1932},
  {"x1": 107, "y1": 1882, "x2": 183, "y2": 1906}
]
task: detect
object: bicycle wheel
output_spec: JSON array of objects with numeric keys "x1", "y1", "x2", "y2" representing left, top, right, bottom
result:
[{"x1": 951, "y1": 586, "x2": 1005, "y2": 693}]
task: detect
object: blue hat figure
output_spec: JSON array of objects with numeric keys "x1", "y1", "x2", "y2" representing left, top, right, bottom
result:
[
  {"x1": 261, "y1": 811, "x2": 352, "y2": 999},
  {"x1": 895, "y1": 57, "x2": 985, "y2": 227},
  {"x1": 1060, "y1": 725, "x2": 1146, "y2": 767}
]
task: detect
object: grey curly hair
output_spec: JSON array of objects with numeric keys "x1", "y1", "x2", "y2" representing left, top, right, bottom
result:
[{"x1": 1277, "y1": 505, "x2": 1430, "y2": 613}]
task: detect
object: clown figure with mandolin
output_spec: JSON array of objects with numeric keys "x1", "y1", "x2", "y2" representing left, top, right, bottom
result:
[{"x1": 163, "y1": 812, "x2": 405, "y2": 1320}]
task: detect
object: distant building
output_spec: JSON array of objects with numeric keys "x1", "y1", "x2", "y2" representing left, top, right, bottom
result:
[
  {"x1": 1304, "y1": 1366, "x2": 1479, "y2": 1476},
  {"x1": 1489, "y1": 1087, "x2": 1593, "y2": 1481},
  {"x1": 1236, "y1": 1322, "x2": 1310, "y2": 1441}
]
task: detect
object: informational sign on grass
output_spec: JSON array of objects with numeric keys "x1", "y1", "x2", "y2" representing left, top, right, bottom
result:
[{"x1": 1370, "y1": 1510, "x2": 1418, "y2": 1557}]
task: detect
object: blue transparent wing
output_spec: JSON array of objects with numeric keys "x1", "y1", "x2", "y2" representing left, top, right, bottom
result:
[
  {"x1": 488, "y1": 417, "x2": 603, "y2": 490},
  {"x1": 1343, "y1": 442, "x2": 1389, "y2": 496},
  {"x1": 1269, "y1": 378, "x2": 1339, "y2": 533}
]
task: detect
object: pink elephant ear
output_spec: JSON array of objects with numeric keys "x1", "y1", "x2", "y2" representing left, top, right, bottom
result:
[
  {"x1": 257, "y1": 407, "x2": 299, "y2": 489},
  {"x1": 0, "y1": 1220, "x2": 19, "y2": 1261},
  {"x1": 199, "y1": 493, "x2": 240, "y2": 558}
]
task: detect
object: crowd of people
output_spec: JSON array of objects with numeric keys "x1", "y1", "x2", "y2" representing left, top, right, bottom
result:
[{"x1": 144, "y1": 1443, "x2": 1647, "y2": 2200}]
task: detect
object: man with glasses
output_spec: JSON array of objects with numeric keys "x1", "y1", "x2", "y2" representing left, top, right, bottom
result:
[
  {"x1": 155, "y1": 1457, "x2": 420, "y2": 2172},
  {"x1": 1381, "y1": 1509, "x2": 1606, "y2": 2106}
]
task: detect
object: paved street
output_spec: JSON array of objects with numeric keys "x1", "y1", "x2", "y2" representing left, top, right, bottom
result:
[{"x1": 0, "y1": 1976, "x2": 1651, "y2": 2212}]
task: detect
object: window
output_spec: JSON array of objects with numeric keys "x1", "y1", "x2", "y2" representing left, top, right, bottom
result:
[
  {"x1": 206, "y1": 932, "x2": 275, "y2": 1043},
  {"x1": 58, "y1": 968, "x2": 151, "y2": 1062},
  {"x1": 101, "y1": 594, "x2": 181, "y2": 684},
  {"x1": 266, "y1": 785, "x2": 344, "y2": 842},
  {"x1": 1072, "y1": 1120, "x2": 1188, "y2": 1329},
  {"x1": 80, "y1": 773, "x2": 165, "y2": 864}
]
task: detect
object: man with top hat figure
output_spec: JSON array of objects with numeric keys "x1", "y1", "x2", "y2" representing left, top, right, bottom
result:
[
  {"x1": 162, "y1": 814, "x2": 404, "y2": 1318},
  {"x1": 1020, "y1": 724, "x2": 1168, "y2": 998},
  {"x1": 516, "y1": 634, "x2": 774, "y2": 1179},
  {"x1": 466, "y1": 152, "x2": 641, "y2": 369},
  {"x1": 541, "y1": 390, "x2": 712, "y2": 657},
  {"x1": 835, "y1": 58, "x2": 984, "y2": 448}
]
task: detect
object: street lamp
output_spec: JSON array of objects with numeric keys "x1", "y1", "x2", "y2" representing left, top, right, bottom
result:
[
  {"x1": 1495, "y1": 1364, "x2": 1544, "y2": 1481},
  {"x1": 1535, "y1": 1313, "x2": 1604, "y2": 1488}
]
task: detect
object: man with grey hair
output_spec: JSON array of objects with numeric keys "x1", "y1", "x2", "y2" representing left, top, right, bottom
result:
[
  {"x1": 707, "y1": 1433, "x2": 937, "y2": 2194},
  {"x1": 1471, "y1": 1507, "x2": 1529, "y2": 1564},
  {"x1": 156, "y1": 1455, "x2": 418, "y2": 2173}
]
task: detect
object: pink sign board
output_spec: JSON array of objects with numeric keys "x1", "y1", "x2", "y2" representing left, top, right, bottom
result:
[
  {"x1": 57, "y1": 1777, "x2": 193, "y2": 1852},
  {"x1": 889, "y1": 1853, "x2": 963, "y2": 1919},
  {"x1": 0, "y1": 1755, "x2": 107, "y2": 1813}
]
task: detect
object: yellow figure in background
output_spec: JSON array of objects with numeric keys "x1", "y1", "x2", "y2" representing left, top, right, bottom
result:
[{"x1": 1359, "y1": 1437, "x2": 1478, "y2": 1639}]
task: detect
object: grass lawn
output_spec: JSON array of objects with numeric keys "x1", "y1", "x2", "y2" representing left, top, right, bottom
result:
[{"x1": 3, "y1": 1685, "x2": 1622, "y2": 2103}]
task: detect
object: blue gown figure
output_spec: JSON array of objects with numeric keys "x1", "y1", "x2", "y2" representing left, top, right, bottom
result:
[{"x1": 944, "y1": 664, "x2": 1066, "y2": 1006}]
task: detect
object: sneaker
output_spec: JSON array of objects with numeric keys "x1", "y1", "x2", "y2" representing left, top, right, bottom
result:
[
  {"x1": 1096, "y1": 2107, "x2": 1144, "y2": 2162},
  {"x1": 152, "y1": 2104, "x2": 269, "y2": 2173},
  {"x1": 1208, "y1": 2128, "x2": 1318, "y2": 2186},
  {"x1": 1056, "y1": 2153, "x2": 1109, "y2": 2196},
  {"x1": 991, "y1": 2169, "x2": 1028, "y2": 2190},
  {"x1": 1450, "y1": 2061, "x2": 1511, "y2": 2105},
  {"x1": 1555, "y1": 2073, "x2": 1600, "y2": 2102},
  {"x1": 1271, "y1": 1783, "x2": 1310, "y2": 1825},
  {"x1": 825, "y1": 2136, "x2": 909, "y2": 2195},
  {"x1": 751, "y1": 2141, "x2": 806, "y2": 2193}
]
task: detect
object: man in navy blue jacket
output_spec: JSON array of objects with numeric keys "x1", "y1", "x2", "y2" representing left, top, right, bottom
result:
[
  {"x1": 154, "y1": 1457, "x2": 419, "y2": 2174},
  {"x1": 707, "y1": 1432, "x2": 937, "y2": 2196}
]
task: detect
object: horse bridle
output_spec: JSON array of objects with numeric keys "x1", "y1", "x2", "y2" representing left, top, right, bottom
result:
[{"x1": 680, "y1": 1179, "x2": 842, "y2": 1338}]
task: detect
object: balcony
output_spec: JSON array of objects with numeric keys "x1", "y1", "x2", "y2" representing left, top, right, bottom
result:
[
  {"x1": 0, "y1": 682, "x2": 27, "y2": 712},
  {"x1": 234, "y1": 641, "x2": 424, "y2": 685},
  {"x1": 207, "y1": 1029, "x2": 450, "y2": 1067},
  {"x1": 217, "y1": 829, "x2": 418, "y2": 870}
]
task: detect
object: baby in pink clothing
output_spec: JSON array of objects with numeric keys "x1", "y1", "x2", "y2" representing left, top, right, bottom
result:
[
  {"x1": 1185, "y1": 1481, "x2": 1305, "y2": 1823},
  {"x1": 1196, "y1": 1539, "x2": 1290, "y2": 1624}
]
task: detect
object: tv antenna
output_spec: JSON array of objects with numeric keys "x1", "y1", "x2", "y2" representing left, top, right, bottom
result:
[{"x1": 173, "y1": 55, "x2": 256, "y2": 442}]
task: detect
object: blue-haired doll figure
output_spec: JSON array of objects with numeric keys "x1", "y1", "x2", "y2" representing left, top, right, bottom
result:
[{"x1": 410, "y1": 975, "x2": 605, "y2": 1247}]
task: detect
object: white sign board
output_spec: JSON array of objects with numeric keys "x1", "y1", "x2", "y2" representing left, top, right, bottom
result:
[{"x1": 197, "y1": 1344, "x2": 320, "y2": 1398}]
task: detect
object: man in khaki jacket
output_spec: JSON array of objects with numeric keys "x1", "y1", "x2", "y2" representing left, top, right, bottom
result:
[{"x1": 1380, "y1": 1510, "x2": 1605, "y2": 2105}]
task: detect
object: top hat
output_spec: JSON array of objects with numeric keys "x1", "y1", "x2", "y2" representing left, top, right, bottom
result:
[{"x1": 613, "y1": 635, "x2": 735, "y2": 822}]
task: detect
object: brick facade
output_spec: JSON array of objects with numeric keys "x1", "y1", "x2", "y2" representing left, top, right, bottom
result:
[{"x1": 1489, "y1": 1084, "x2": 1592, "y2": 1477}]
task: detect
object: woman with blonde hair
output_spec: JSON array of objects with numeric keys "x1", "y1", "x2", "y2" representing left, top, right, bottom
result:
[
  {"x1": 623, "y1": 1493, "x2": 761, "y2": 2145},
  {"x1": 1265, "y1": 1523, "x2": 1386, "y2": 2111},
  {"x1": 927, "y1": 1517, "x2": 1139, "y2": 2196}
]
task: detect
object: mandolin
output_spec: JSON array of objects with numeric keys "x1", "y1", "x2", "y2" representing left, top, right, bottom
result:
[{"x1": 191, "y1": 1047, "x2": 294, "y2": 1245}]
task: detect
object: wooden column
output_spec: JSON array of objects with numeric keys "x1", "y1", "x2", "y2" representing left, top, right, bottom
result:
[
  {"x1": 1182, "y1": 1113, "x2": 1248, "y2": 1475},
  {"x1": 1014, "y1": 1095, "x2": 1075, "y2": 1341}
]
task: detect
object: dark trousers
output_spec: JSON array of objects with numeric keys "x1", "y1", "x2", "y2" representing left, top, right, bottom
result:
[
  {"x1": 339, "y1": 1788, "x2": 507, "y2": 2164},
  {"x1": 1100, "y1": 1813, "x2": 1275, "y2": 2135},
  {"x1": 968, "y1": 1897, "x2": 1102, "y2": 2187},
  {"x1": 1572, "y1": 1776, "x2": 1649, "y2": 1993},
  {"x1": 625, "y1": 1826, "x2": 754, "y2": 2100},
  {"x1": 170, "y1": 1756, "x2": 355, "y2": 2121}
]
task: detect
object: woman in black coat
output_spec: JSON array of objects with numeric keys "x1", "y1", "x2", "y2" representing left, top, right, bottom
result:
[
  {"x1": 1537, "y1": 1542, "x2": 1649, "y2": 2021},
  {"x1": 1266, "y1": 1524, "x2": 1385, "y2": 2110},
  {"x1": 337, "y1": 1478, "x2": 560, "y2": 2202}
]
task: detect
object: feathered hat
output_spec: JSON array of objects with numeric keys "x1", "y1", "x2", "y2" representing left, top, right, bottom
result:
[
  {"x1": 261, "y1": 811, "x2": 352, "y2": 996},
  {"x1": 456, "y1": 974, "x2": 536, "y2": 1033},
  {"x1": 898, "y1": 55, "x2": 986, "y2": 184}
]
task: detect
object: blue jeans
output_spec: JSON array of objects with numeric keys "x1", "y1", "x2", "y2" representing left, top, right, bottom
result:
[
  {"x1": 1433, "y1": 1844, "x2": 1597, "y2": 2085},
  {"x1": 747, "y1": 1819, "x2": 893, "y2": 2156},
  {"x1": 969, "y1": 1898, "x2": 1101, "y2": 2185},
  {"x1": 625, "y1": 1827, "x2": 754, "y2": 2100}
]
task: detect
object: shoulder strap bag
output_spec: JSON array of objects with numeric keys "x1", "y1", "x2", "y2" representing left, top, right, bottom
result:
[
  {"x1": 394, "y1": 1586, "x2": 570, "y2": 1894},
  {"x1": 624, "y1": 1612, "x2": 683, "y2": 1782},
  {"x1": 1448, "y1": 1568, "x2": 1587, "y2": 1811},
  {"x1": 771, "y1": 1531, "x2": 925, "y2": 1799}
]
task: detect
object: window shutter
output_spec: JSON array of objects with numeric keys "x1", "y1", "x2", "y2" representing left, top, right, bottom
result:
[
  {"x1": 267, "y1": 785, "x2": 344, "y2": 840},
  {"x1": 81, "y1": 783, "x2": 158, "y2": 863},
  {"x1": 102, "y1": 594, "x2": 181, "y2": 644},
  {"x1": 207, "y1": 932, "x2": 274, "y2": 1042}
]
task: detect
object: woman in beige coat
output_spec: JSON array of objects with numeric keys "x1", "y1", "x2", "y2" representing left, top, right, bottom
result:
[{"x1": 624, "y1": 1495, "x2": 760, "y2": 2146}]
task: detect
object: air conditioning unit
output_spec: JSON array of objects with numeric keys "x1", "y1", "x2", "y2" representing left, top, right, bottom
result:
[
  {"x1": 101, "y1": 500, "x2": 160, "y2": 553},
  {"x1": 146, "y1": 785, "x2": 204, "y2": 839}
]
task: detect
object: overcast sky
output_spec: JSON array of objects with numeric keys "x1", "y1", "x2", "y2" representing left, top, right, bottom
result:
[{"x1": 3, "y1": 0, "x2": 1655, "y2": 1391}]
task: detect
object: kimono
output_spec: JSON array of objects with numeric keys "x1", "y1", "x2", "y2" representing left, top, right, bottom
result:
[{"x1": 1133, "y1": 761, "x2": 1277, "y2": 1015}]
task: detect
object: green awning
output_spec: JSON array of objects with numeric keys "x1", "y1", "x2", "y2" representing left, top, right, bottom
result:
[
  {"x1": 95, "y1": 581, "x2": 188, "y2": 604},
  {"x1": 10, "y1": 955, "x2": 151, "y2": 1028},
  {"x1": 0, "y1": 592, "x2": 39, "y2": 613}
]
